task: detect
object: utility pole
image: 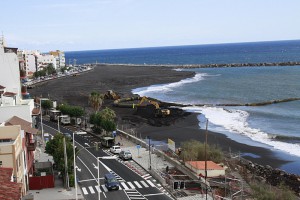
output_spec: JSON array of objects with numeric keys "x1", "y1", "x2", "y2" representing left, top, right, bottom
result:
[
  {"x1": 148, "y1": 136, "x2": 152, "y2": 170},
  {"x1": 205, "y1": 119, "x2": 208, "y2": 200},
  {"x1": 63, "y1": 138, "x2": 70, "y2": 190}
]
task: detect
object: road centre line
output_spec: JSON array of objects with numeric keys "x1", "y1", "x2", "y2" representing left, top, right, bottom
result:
[{"x1": 77, "y1": 157, "x2": 97, "y2": 184}]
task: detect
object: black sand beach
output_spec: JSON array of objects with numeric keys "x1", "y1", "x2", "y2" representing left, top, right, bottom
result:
[{"x1": 30, "y1": 65, "x2": 290, "y2": 168}]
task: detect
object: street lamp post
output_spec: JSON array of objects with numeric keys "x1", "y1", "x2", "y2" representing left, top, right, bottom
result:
[
  {"x1": 205, "y1": 119, "x2": 208, "y2": 200},
  {"x1": 73, "y1": 132, "x2": 78, "y2": 200},
  {"x1": 148, "y1": 136, "x2": 152, "y2": 170},
  {"x1": 58, "y1": 116, "x2": 60, "y2": 133},
  {"x1": 97, "y1": 157, "x2": 100, "y2": 200}
]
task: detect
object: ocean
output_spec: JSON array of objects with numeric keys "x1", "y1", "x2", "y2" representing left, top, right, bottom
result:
[{"x1": 66, "y1": 40, "x2": 300, "y2": 174}]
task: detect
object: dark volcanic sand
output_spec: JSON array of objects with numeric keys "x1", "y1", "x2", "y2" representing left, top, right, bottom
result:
[{"x1": 30, "y1": 65, "x2": 290, "y2": 168}]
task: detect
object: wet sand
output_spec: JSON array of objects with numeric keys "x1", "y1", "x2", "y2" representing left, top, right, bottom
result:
[{"x1": 30, "y1": 64, "x2": 290, "y2": 168}]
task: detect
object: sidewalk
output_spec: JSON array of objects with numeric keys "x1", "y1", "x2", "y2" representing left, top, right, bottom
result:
[
  {"x1": 114, "y1": 132, "x2": 214, "y2": 200},
  {"x1": 27, "y1": 135, "x2": 84, "y2": 200}
]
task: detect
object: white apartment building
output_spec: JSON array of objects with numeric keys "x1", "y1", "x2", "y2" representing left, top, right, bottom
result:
[
  {"x1": 37, "y1": 54, "x2": 57, "y2": 70},
  {"x1": 18, "y1": 50, "x2": 40, "y2": 76},
  {"x1": 49, "y1": 50, "x2": 65, "y2": 68},
  {"x1": 18, "y1": 50, "x2": 58, "y2": 75},
  {"x1": 0, "y1": 41, "x2": 35, "y2": 124}
]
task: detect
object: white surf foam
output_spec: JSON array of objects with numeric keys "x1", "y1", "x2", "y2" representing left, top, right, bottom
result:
[
  {"x1": 182, "y1": 106, "x2": 300, "y2": 157},
  {"x1": 132, "y1": 73, "x2": 206, "y2": 96}
]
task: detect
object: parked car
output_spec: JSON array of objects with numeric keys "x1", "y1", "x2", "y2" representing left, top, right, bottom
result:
[
  {"x1": 104, "y1": 173, "x2": 119, "y2": 191},
  {"x1": 110, "y1": 145, "x2": 121, "y2": 154},
  {"x1": 119, "y1": 150, "x2": 132, "y2": 160}
]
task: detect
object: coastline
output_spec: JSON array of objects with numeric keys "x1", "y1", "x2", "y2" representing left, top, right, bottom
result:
[{"x1": 30, "y1": 64, "x2": 294, "y2": 170}]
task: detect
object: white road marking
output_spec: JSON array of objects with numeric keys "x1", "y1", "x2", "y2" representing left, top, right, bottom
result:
[
  {"x1": 146, "y1": 180, "x2": 155, "y2": 187},
  {"x1": 140, "y1": 181, "x2": 149, "y2": 188},
  {"x1": 127, "y1": 181, "x2": 135, "y2": 189},
  {"x1": 82, "y1": 187, "x2": 88, "y2": 195},
  {"x1": 89, "y1": 186, "x2": 95, "y2": 194},
  {"x1": 95, "y1": 185, "x2": 101, "y2": 193},
  {"x1": 134, "y1": 181, "x2": 142, "y2": 188},
  {"x1": 93, "y1": 163, "x2": 98, "y2": 169},
  {"x1": 144, "y1": 193, "x2": 165, "y2": 197},
  {"x1": 121, "y1": 182, "x2": 129, "y2": 190},
  {"x1": 101, "y1": 185, "x2": 108, "y2": 192},
  {"x1": 77, "y1": 178, "x2": 96, "y2": 183}
]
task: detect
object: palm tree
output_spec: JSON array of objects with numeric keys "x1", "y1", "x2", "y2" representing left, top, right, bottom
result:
[{"x1": 89, "y1": 92, "x2": 104, "y2": 112}]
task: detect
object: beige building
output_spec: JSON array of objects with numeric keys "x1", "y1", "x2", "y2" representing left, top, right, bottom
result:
[
  {"x1": 0, "y1": 125, "x2": 27, "y2": 196},
  {"x1": 185, "y1": 161, "x2": 225, "y2": 177}
]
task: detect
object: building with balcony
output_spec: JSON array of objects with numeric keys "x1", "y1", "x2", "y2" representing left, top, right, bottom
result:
[
  {"x1": 0, "y1": 125, "x2": 27, "y2": 197},
  {"x1": 0, "y1": 42, "x2": 35, "y2": 124}
]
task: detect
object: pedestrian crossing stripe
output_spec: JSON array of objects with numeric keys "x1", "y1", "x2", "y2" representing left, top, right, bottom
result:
[
  {"x1": 101, "y1": 185, "x2": 108, "y2": 192},
  {"x1": 127, "y1": 182, "x2": 135, "y2": 189},
  {"x1": 82, "y1": 187, "x2": 88, "y2": 195},
  {"x1": 81, "y1": 180, "x2": 156, "y2": 195},
  {"x1": 133, "y1": 181, "x2": 142, "y2": 188},
  {"x1": 146, "y1": 180, "x2": 155, "y2": 187},
  {"x1": 140, "y1": 181, "x2": 149, "y2": 188},
  {"x1": 121, "y1": 182, "x2": 129, "y2": 190},
  {"x1": 88, "y1": 186, "x2": 95, "y2": 194}
]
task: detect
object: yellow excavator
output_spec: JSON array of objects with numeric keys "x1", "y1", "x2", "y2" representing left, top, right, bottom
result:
[{"x1": 137, "y1": 96, "x2": 170, "y2": 117}]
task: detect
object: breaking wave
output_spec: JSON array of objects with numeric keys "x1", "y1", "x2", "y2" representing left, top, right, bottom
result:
[{"x1": 182, "y1": 106, "x2": 300, "y2": 157}]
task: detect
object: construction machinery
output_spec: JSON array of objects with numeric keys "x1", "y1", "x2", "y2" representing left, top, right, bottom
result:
[
  {"x1": 104, "y1": 90, "x2": 120, "y2": 100},
  {"x1": 136, "y1": 96, "x2": 170, "y2": 117}
]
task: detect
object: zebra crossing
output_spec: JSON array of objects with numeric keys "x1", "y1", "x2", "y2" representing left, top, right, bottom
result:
[
  {"x1": 81, "y1": 179, "x2": 156, "y2": 195},
  {"x1": 124, "y1": 189, "x2": 147, "y2": 200}
]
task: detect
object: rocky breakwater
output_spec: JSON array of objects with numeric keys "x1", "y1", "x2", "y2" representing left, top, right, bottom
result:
[
  {"x1": 240, "y1": 159, "x2": 300, "y2": 196},
  {"x1": 173, "y1": 61, "x2": 300, "y2": 69}
]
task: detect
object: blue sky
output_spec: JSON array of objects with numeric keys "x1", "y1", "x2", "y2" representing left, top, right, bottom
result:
[{"x1": 1, "y1": 0, "x2": 299, "y2": 51}]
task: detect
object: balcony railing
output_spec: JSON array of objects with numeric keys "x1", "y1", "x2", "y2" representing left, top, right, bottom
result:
[{"x1": 26, "y1": 139, "x2": 37, "y2": 151}]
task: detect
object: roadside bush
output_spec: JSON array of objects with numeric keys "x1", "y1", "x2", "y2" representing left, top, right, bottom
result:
[
  {"x1": 180, "y1": 140, "x2": 223, "y2": 163},
  {"x1": 250, "y1": 182, "x2": 297, "y2": 200}
]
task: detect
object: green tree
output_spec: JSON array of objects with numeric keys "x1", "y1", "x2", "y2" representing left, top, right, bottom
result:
[
  {"x1": 99, "y1": 107, "x2": 116, "y2": 121},
  {"x1": 58, "y1": 104, "x2": 84, "y2": 118},
  {"x1": 100, "y1": 119, "x2": 116, "y2": 132},
  {"x1": 45, "y1": 134, "x2": 76, "y2": 187},
  {"x1": 89, "y1": 108, "x2": 116, "y2": 134},
  {"x1": 45, "y1": 64, "x2": 56, "y2": 75},
  {"x1": 41, "y1": 99, "x2": 52, "y2": 114},
  {"x1": 89, "y1": 91, "x2": 104, "y2": 112}
]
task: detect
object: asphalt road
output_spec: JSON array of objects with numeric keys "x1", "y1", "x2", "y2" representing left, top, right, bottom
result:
[{"x1": 41, "y1": 119, "x2": 172, "y2": 200}]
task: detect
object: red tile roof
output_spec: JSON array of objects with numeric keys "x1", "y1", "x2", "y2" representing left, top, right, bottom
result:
[
  {"x1": 0, "y1": 167, "x2": 22, "y2": 200},
  {"x1": 186, "y1": 161, "x2": 224, "y2": 170},
  {"x1": 0, "y1": 85, "x2": 5, "y2": 89},
  {"x1": 5, "y1": 116, "x2": 38, "y2": 134}
]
